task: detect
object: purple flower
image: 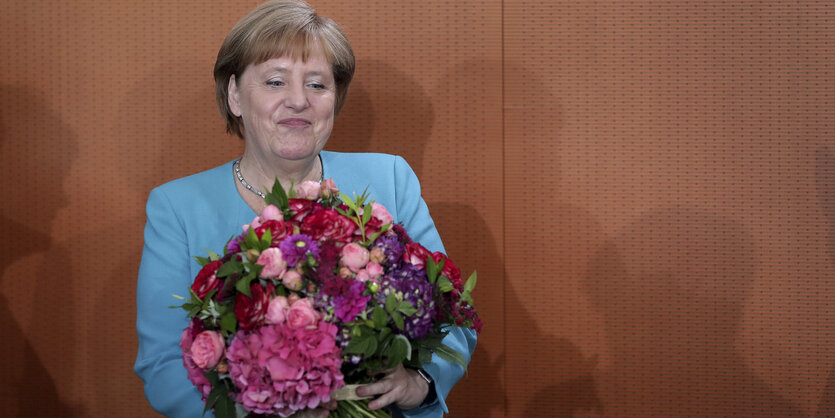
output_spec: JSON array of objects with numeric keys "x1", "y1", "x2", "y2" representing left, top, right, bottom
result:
[
  {"x1": 371, "y1": 235, "x2": 405, "y2": 268},
  {"x1": 226, "y1": 234, "x2": 243, "y2": 254},
  {"x1": 376, "y1": 264, "x2": 436, "y2": 340},
  {"x1": 279, "y1": 234, "x2": 320, "y2": 267},
  {"x1": 332, "y1": 279, "x2": 371, "y2": 323}
]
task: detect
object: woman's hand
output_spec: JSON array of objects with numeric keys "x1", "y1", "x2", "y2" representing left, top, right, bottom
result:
[{"x1": 355, "y1": 364, "x2": 430, "y2": 411}]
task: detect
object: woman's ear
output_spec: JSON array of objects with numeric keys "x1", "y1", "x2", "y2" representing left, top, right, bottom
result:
[{"x1": 228, "y1": 74, "x2": 242, "y2": 117}]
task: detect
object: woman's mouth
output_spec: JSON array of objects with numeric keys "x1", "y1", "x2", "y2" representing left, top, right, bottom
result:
[{"x1": 278, "y1": 118, "x2": 311, "y2": 127}]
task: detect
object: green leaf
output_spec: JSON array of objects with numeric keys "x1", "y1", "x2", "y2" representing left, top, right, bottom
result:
[
  {"x1": 464, "y1": 271, "x2": 477, "y2": 294},
  {"x1": 194, "y1": 255, "x2": 211, "y2": 267},
  {"x1": 235, "y1": 271, "x2": 256, "y2": 297},
  {"x1": 362, "y1": 204, "x2": 372, "y2": 225},
  {"x1": 397, "y1": 301, "x2": 418, "y2": 316},
  {"x1": 213, "y1": 393, "x2": 235, "y2": 418},
  {"x1": 221, "y1": 312, "x2": 237, "y2": 335},
  {"x1": 207, "y1": 250, "x2": 221, "y2": 261},
  {"x1": 265, "y1": 178, "x2": 290, "y2": 211},
  {"x1": 385, "y1": 293, "x2": 398, "y2": 313},
  {"x1": 418, "y1": 347, "x2": 433, "y2": 365},
  {"x1": 345, "y1": 333, "x2": 377, "y2": 357},
  {"x1": 339, "y1": 192, "x2": 358, "y2": 212},
  {"x1": 216, "y1": 260, "x2": 243, "y2": 278},
  {"x1": 244, "y1": 227, "x2": 259, "y2": 250},
  {"x1": 287, "y1": 179, "x2": 297, "y2": 199},
  {"x1": 426, "y1": 256, "x2": 441, "y2": 284},
  {"x1": 385, "y1": 334, "x2": 412, "y2": 368},
  {"x1": 371, "y1": 307, "x2": 388, "y2": 329},
  {"x1": 391, "y1": 311, "x2": 404, "y2": 330},
  {"x1": 436, "y1": 275, "x2": 454, "y2": 293},
  {"x1": 366, "y1": 223, "x2": 392, "y2": 245},
  {"x1": 203, "y1": 371, "x2": 227, "y2": 416},
  {"x1": 435, "y1": 343, "x2": 468, "y2": 368},
  {"x1": 259, "y1": 228, "x2": 272, "y2": 249},
  {"x1": 378, "y1": 326, "x2": 392, "y2": 341},
  {"x1": 364, "y1": 336, "x2": 379, "y2": 357}
]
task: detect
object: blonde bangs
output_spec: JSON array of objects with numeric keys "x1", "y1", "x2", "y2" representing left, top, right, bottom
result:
[{"x1": 243, "y1": 25, "x2": 335, "y2": 68}]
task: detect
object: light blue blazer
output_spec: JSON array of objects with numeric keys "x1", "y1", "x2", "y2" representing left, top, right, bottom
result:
[{"x1": 134, "y1": 151, "x2": 477, "y2": 417}]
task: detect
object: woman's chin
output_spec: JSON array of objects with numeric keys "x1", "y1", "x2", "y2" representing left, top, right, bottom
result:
[{"x1": 268, "y1": 146, "x2": 322, "y2": 162}]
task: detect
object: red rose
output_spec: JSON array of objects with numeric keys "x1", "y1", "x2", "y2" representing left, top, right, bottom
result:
[
  {"x1": 288, "y1": 198, "x2": 315, "y2": 223},
  {"x1": 403, "y1": 243, "x2": 432, "y2": 268},
  {"x1": 191, "y1": 260, "x2": 224, "y2": 299},
  {"x1": 234, "y1": 283, "x2": 272, "y2": 330},
  {"x1": 433, "y1": 252, "x2": 463, "y2": 291},
  {"x1": 392, "y1": 224, "x2": 412, "y2": 244},
  {"x1": 301, "y1": 208, "x2": 356, "y2": 244},
  {"x1": 363, "y1": 216, "x2": 383, "y2": 237},
  {"x1": 255, "y1": 220, "x2": 294, "y2": 246}
]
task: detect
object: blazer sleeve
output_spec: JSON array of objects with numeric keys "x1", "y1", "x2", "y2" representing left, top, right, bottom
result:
[
  {"x1": 392, "y1": 156, "x2": 478, "y2": 417},
  {"x1": 134, "y1": 187, "x2": 205, "y2": 417}
]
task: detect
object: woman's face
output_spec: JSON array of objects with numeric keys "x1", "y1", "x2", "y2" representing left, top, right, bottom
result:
[{"x1": 229, "y1": 44, "x2": 336, "y2": 162}]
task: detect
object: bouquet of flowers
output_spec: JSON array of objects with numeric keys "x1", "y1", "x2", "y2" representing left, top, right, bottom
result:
[{"x1": 174, "y1": 178, "x2": 481, "y2": 417}]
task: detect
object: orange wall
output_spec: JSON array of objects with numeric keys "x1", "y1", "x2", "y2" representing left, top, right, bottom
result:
[{"x1": 1, "y1": 1, "x2": 833, "y2": 416}]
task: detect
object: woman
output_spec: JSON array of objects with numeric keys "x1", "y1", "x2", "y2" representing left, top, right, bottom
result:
[{"x1": 133, "y1": 1, "x2": 477, "y2": 417}]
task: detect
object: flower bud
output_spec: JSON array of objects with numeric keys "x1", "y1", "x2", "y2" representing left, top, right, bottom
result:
[
  {"x1": 246, "y1": 249, "x2": 260, "y2": 263},
  {"x1": 216, "y1": 361, "x2": 229, "y2": 374},
  {"x1": 338, "y1": 266, "x2": 354, "y2": 278},
  {"x1": 282, "y1": 269, "x2": 304, "y2": 291},
  {"x1": 368, "y1": 281, "x2": 380, "y2": 293}
]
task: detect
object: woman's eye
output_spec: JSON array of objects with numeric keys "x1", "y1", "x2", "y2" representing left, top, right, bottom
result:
[
  {"x1": 308, "y1": 83, "x2": 325, "y2": 90},
  {"x1": 266, "y1": 80, "x2": 284, "y2": 87}
]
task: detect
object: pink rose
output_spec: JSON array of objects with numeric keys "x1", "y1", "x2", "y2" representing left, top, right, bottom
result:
[
  {"x1": 341, "y1": 243, "x2": 369, "y2": 272},
  {"x1": 321, "y1": 178, "x2": 339, "y2": 199},
  {"x1": 356, "y1": 269, "x2": 371, "y2": 282},
  {"x1": 190, "y1": 331, "x2": 225, "y2": 369},
  {"x1": 282, "y1": 269, "x2": 303, "y2": 291},
  {"x1": 287, "y1": 298, "x2": 321, "y2": 329},
  {"x1": 260, "y1": 204, "x2": 283, "y2": 221},
  {"x1": 370, "y1": 202, "x2": 393, "y2": 226},
  {"x1": 266, "y1": 296, "x2": 290, "y2": 324},
  {"x1": 244, "y1": 216, "x2": 262, "y2": 232},
  {"x1": 369, "y1": 247, "x2": 386, "y2": 264},
  {"x1": 366, "y1": 262, "x2": 383, "y2": 279},
  {"x1": 256, "y1": 247, "x2": 287, "y2": 279},
  {"x1": 294, "y1": 180, "x2": 321, "y2": 199}
]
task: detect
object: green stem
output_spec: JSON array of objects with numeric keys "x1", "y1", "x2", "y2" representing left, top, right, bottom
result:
[{"x1": 330, "y1": 400, "x2": 391, "y2": 418}]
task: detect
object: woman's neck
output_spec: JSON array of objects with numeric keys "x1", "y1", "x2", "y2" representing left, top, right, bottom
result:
[{"x1": 239, "y1": 150, "x2": 322, "y2": 195}]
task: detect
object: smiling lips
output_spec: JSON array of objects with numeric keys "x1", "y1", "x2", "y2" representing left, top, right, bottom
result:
[{"x1": 278, "y1": 118, "x2": 311, "y2": 127}]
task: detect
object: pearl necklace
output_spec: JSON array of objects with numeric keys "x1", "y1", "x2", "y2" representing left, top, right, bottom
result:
[{"x1": 234, "y1": 156, "x2": 323, "y2": 199}]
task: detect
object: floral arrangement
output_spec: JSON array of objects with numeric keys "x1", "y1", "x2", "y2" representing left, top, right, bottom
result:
[{"x1": 174, "y1": 178, "x2": 481, "y2": 417}]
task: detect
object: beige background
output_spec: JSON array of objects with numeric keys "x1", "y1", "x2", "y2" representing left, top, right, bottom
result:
[{"x1": 1, "y1": 0, "x2": 833, "y2": 416}]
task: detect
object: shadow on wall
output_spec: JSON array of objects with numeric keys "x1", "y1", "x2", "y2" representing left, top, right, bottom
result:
[
  {"x1": 814, "y1": 146, "x2": 835, "y2": 417},
  {"x1": 0, "y1": 86, "x2": 83, "y2": 416},
  {"x1": 116, "y1": 60, "x2": 240, "y2": 198},
  {"x1": 584, "y1": 206, "x2": 802, "y2": 417},
  {"x1": 328, "y1": 58, "x2": 434, "y2": 177}
]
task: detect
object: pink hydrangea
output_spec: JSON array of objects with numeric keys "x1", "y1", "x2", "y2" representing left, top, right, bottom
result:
[{"x1": 226, "y1": 321, "x2": 344, "y2": 416}]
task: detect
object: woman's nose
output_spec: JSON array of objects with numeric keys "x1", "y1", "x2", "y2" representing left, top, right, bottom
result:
[{"x1": 284, "y1": 83, "x2": 309, "y2": 110}]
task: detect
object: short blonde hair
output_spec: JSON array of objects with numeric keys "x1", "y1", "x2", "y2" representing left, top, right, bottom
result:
[{"x1": 214, "y1": 0, "x2": 355, "y2": 138}]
